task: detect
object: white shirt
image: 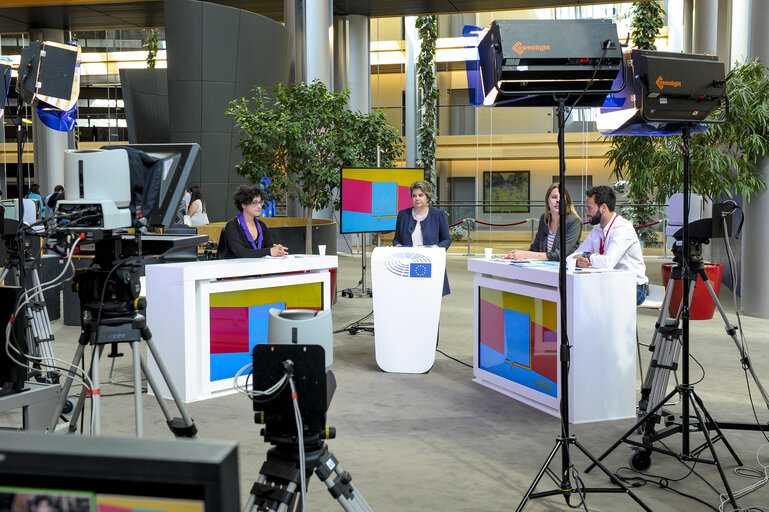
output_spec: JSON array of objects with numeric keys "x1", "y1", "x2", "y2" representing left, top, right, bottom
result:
[{"x1": 572, "y1": 213, "x2": 648, "y2": 286}]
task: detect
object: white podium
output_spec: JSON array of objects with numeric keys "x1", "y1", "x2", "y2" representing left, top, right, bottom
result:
[{"x1": 371, "y1": 246, "x2": 446, "y2": 373}]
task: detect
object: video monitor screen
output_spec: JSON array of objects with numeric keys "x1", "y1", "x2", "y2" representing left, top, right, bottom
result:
[{"x1": 339, "y1": 167, "x2": 424, "y2": 234}]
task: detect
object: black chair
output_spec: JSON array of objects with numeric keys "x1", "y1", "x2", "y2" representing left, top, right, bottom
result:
[
  {"x1": 215, "y1": 227, "x2": 228, "y2": 259},
  {"x1": 162, "y1": 225, "x2": 200, "y2": 262}
]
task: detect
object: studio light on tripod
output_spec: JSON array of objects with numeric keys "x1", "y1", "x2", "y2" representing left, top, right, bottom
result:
[
  {"x1": 597, "y1": 50, "x2": 726, "y2": 135},
  {"x1": 16, "y1": 41, "x2": 81, "y2": 111},
  {"x1": 466, "y1": 19, "x2": 624, "y2": 107}
]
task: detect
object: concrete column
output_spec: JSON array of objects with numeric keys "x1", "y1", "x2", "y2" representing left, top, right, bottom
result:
[
  {"x1": 305, "y1": 0, "x2": 333, "y2": 88},
  {"x1": 683, "y1": 0, "x2": 694, "y2": 53},
  {"x1": 404, "y1": 16, "x2": 418, "y2": 168},
  {"x1": 29, "y1": 28, "x2": 72, "y2": 203},
  {"x1": 740, "y1": 0, "x2": 769, "y2": 317},
  {"x1": 667, "y1": 0, "x2": 685, "y2": 53},
  {"x1": 347, "y1": 15, "x2": 370, "y2": 114},
  {"x1": 730, "y1": 0, "x2": 750, "y2": 66},
  {"x1": 692, "y1": 0, "x2": 718, "y2": 55}
]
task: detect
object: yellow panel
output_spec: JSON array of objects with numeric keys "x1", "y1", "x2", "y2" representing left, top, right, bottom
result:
[
  {"x1": 479, "y1": 287, "x2": 504, "y2": 309},
  {"x1": 341, "y1": 168, "x2": 423, "y2": 187},
  {"x1": 210, "y1": 282, "x2": 322, "y2": 309}
]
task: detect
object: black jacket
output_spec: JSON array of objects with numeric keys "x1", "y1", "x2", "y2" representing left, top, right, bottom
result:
[
  {"x1": 220, "y1": 217, "x2": 276, "y2": 258},
  {"x1": 529, "y1": 213, "x2": 582, "y2": 261}
]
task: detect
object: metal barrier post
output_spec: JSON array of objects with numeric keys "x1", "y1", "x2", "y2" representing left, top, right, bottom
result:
[{"x1": 466, "y1": 219, "x2": 471, "y2": 256}]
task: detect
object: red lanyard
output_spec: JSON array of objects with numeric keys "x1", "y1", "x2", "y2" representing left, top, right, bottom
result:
[{"x1": 599, "y1": 214, "x2": 617, "y2": 255}]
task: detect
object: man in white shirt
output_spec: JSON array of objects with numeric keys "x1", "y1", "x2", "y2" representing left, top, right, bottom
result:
[{"x1": 573, "y1": 185, "x2": 649, "y2": 305}]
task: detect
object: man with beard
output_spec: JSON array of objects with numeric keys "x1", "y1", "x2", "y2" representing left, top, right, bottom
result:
[{"x1": 572, "y1": 185, "x2": 649, "y2": 305}]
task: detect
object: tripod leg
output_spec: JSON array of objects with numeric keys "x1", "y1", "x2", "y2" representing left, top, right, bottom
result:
[
  {"x1": 571, "y1": 438, "x2": 653, "y2": 512},
  {"x1": 686, "y1": 388, "x2": 739, "y2": 509},
  {"x1": 47, "y1": 335, "x2": 88, "y2": 432},
  {"x1": 515, "y1": 438, "x2": 564, "y2": 511},
  {"x1": 132, "y1": 340, "x2": 143, "y2": 437},
  {"x1": 139, "y1": 332, "x2": 197, "y2": 438},
  {"x1": 314, "y1": 450, "x2": 373, "y2": 512}
]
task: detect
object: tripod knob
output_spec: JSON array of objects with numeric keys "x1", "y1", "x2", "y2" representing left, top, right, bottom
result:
[
  {"x1": 323, "y1": 426, "x2": 336, "y2": 439},
  {"x1": 254, "y1": 411, "x2": 265, "y2": 424}
]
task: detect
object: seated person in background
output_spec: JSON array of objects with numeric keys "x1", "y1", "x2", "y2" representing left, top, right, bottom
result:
[
  {"x1": 393, "y1": 180, "x2": 451, "y2": 295},
  {"x1": 507, "y1": 183, "x2": 582, "y2": 261},
  {"x1": 572, "y1": 185, "x2": 649, "y2": 305},
  {"x1": 220, "y1": 184, "x2": 289, "y2": 258},
  {"x1": 187, "y1": 185, "x2": 209, "y2": 225}
]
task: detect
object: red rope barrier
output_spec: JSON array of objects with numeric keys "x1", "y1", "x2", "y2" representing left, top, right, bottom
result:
[
  {"x1": 473, "y1": 219, "x2": 529, "y2": 227},
  {"x1": 634, "y1": 221, "x2": 661, "y2": 230},
  {"x1": 448, "y1": 220, "x2": 464, "y2": 228}
]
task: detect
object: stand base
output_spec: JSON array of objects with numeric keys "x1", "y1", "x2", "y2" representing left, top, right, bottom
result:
[
  {"x1": 516, "y1": 435, "x2": 652, "y2": 512},
  {"x1": 244, "y1": 443, "x2": 372, "y2": 512}
]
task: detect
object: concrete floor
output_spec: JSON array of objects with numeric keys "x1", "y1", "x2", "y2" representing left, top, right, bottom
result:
[{"x1": 3, "y1": 252, "x2": 769, "y2": 511}]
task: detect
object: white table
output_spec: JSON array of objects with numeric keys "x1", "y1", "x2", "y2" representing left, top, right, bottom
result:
[
  {"x1": 468, "y1": 258, "x2": 636, "y2": 424},
  {"x1": 371, "y1": 247, "x2": 446, "y2": 373},
  {"x1": 145, "y1": 255, "x2": 337, "y2": 403}
]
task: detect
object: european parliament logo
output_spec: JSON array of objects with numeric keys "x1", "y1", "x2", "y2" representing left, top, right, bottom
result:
[{"x1": 385, "y1": 252, "x2": 432, "y2": 278}]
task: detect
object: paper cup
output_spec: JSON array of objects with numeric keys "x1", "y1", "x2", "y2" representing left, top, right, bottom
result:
[
  {"x1": 484, "y1": 247, "x2": 493, "y2": 260},
  {"x1": 318, "y1": 245, "x2": 327, "y2": 256},
  {"x1": 566, "y1": 256, "x2": 578, "y2": 270}
]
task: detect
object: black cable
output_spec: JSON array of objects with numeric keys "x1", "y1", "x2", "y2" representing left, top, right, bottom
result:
[
  {"x1": 615, "y1": 466, "x2": 719, "y2": 511},
  {"x1": 435, "y1": 349, "x2": 471, "y2": 368}
]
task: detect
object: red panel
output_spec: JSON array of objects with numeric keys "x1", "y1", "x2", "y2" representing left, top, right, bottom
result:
[
  {"x1": 341, "y1": 178, "x2": 373, "y2": 213},
  {"x1": 210, "y1": 307, "x2": 249, "y2": 354},
  {"x1": 530, "y1": 321, "x2": 557, "y2": 383},
  {"x1": 479, "y1": 299, "x2": 505, "y2": 354},
  {"x1": 397, "y1": 185, "x2": 412, "y2": 210}
]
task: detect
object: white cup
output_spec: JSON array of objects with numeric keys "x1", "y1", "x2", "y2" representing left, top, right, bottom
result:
[
  {"x1": 318, "y1": 245, "x2": 327, "y2": 257},
  {"x1": 484, "y1": 247, "x2": 493, "y2": 260},
  {"x1": 566, "y1": 256, "x2": 578, "y2": 270}
]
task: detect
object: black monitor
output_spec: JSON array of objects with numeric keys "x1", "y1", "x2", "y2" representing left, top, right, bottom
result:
[
  {"x1": 104, "y1": 143, "x2": 199, "y2": 228},
  {"x1": 0, "y1": 431, "x2": 240, "y2": 511}
]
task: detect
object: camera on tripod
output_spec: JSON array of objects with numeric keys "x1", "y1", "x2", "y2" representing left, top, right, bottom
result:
[{"x1": 670, "y1": 201, "x2": 736, "y2": 267}]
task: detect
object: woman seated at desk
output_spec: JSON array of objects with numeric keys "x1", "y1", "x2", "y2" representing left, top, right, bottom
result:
[
  {"x1": 507, "y1": 183, "x2": 582, "y2": 261},
  {"x1": 219, "y1": 184, "x2": 289, "y2": 258}
]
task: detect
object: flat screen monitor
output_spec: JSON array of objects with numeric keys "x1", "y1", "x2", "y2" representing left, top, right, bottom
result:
[
  {"x1": 108, "y1": 143, "x2": 199, "y2": 228},
  {"x1": 0, "y1": 431, "x2": 240, "y2": 511},
  {"x1": 339, "y1": 167, "x2": 424, "y2": 234}
]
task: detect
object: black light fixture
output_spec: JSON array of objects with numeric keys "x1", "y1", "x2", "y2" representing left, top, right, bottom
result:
[{"x1": 16, "y1": 41, "x2": 81, "y2": 111}]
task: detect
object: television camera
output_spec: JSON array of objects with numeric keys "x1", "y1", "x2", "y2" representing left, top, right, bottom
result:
[{"x1": 244, "y1": 313, "x2": 371, "y2": 511}]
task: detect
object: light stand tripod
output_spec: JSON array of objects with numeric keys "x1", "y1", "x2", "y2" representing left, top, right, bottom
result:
[
  {"x1": 46, "y1": 256, "x2": 197, "y2": 438},
  {"x1": 0, "y1": 232, "x2": 58, "y2": 385},
  {"x1": 516, "y1": 98, "x2": 651, "y2": 511},
  {"x1": 585, "y1": 126, "x2": 741, "y2": 510}
]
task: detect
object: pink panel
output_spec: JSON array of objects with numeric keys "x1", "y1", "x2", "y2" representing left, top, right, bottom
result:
[
  {"x1": 341, "y1": 179, "x2": 373, "y2": 213},
  {"x1": 397, "y1": 185, "x2": 412, "y2": 210},
  {"x1": 97, "y1": 506, "x2": 132, "y2": 512},
  {"x1": 210, "y1": 307, "x2": 249, "y2": 354},
  {"x1": 530, "y1": 321, "x2": 557, "y2": 383},
  {"x1": 479, "y1": 299, "x2": 505, "y2": 354}
]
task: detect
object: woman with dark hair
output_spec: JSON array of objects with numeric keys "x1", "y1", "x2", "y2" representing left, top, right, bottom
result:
[
  {"x1": 187, "y1": 185, "x2": 209, "y2": 225},
  {"x1": 219, "y1": 184, "x2": 288, "y2": 258},
  {"x1": 507, "y1": 183, "x2": 582, "y2": 261},
  {"x1": 26, "y1": 182, "x2": 45, "y2": 218},
  {"x1": 393, "y1": 180, "x2": 452, "y2": 295}
]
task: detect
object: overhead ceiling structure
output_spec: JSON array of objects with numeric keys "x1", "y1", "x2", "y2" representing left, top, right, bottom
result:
[{"x1": 0, "y1": 0, "x2": 622, "y2": 32}]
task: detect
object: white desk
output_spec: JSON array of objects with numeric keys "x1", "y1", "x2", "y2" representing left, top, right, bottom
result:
[
  {"x1": 468, "y1": 258, "x2": 636, "y2": 424},
  {"x1": 145, "y1": 255, "x2": 337, "y2": 403}
]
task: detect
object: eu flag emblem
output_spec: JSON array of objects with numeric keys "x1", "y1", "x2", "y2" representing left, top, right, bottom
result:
[{"x1": 409, "y1": 262, "x2": 431, "y2": 278}]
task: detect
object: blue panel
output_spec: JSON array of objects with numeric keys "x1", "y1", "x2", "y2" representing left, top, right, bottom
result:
[
  {"x1": 340, "y1": 210, "x2": 397, "y2": 234},
  {"x1": 504, "y1": 310, "x2": 530, "y2": 367},
  {"x1": 479, "y1": 344, "x2": 557, "y2": 398},
  {"x1": 248, "y1": 302, "x2": 285, "y2": 351},
  {"x1": 210, "y1": 352, "x2": 252, "y2": 381},
  {"x1": 371, "y1": 181, "x2": 397, "y2": 217}
]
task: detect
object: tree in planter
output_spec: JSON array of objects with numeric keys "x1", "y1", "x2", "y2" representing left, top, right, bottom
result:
[
  {"x1": 416, "y1": 15, "x2": 439, "y2": 194},
  {"x1": 144, "y1": 29, "x2": 159, "y2": 69},
  {"x1": 605, "y1": 1, "x2": 665, "y2": 247},
  {"x1": 226, "y1": 80, "x2": 402, "y2": 254}
]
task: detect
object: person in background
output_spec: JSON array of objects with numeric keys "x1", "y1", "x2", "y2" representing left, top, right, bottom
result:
[
  {"x1": 187, "y1": 185, "x2": 209, "y2": 225},
  {"x1": 393, "y1": 180, "x2": 451, "y2": 295},
  {"x1": 220, "y1": 184, "x2": 288, "y2": 258},
  {"x1": 572, "y1": 185, "x2": 649, "y2": 305},
  {"x1": 26, "y1": 183, "x2": 45, "y2": 218},
  {"x1": 46, "y1": 184, "x2": 64, "y2": 213},
  {"x1": 507, "y1": 183, "x2": 582, "y2": 261}
]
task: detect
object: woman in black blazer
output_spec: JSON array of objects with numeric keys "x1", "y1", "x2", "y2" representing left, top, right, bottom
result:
[
  {"x1": 393, "y1": 180, "x2": 451, "y2": 295},
  {"x1": 507, "y1": 183, "x2": 582, "y2": 261},
  {"x1": 219, "y1": 184, "x2": 289, "y2": 259}
]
